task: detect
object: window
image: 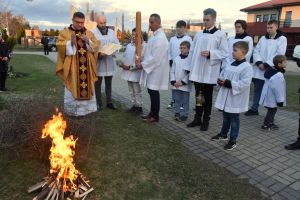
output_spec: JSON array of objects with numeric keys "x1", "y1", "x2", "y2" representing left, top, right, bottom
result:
[
  {"x1": 263, "y1": 14, "x2": 269, "y2": 22},
  {"x1": 270, "y1": 14, "x2": 277, "y2": 20},
  {"x1": 256, "y1": 15, "x2": 262, "y2": 22},
  {"x1": 284, "y1": 11, "x2": 292, "y2": 27}
]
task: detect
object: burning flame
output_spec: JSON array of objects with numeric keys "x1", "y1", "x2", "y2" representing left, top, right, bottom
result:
[{"x1": 42, "y1": 111, "x2": 80, "y2": 192}]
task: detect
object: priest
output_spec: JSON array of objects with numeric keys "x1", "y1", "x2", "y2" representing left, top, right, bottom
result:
[{"x1": 56, "y1": 12, "x2": 100, "y2": 116}]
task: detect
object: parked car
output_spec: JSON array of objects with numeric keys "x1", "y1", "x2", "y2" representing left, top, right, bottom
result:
[
  {"x1": 47, "y1": 37, "x2": 57, "y2": 52},
  {"x1": 293, "y1": 45, "x2": 300, "y2": 66}
]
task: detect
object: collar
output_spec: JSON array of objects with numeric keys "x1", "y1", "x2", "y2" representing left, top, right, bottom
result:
[
  {"x1": 153, "y1": 28, "x2": 162, "y2": 36},
  {"x1": 274, "y1": 65, "x2": 286, "y2": 73},
  {"x1": 176, "y1": 34, "x2": 184, "y2": 39},
  {"x1": 68, "y1": 24, "x2": 86, "y2": 33},
  {"x1": 179, "y1": 54, "x2": 188, "y2": 59},
  {"x1": 235, "y1": 32, "x2": 248, "y2": 39},
  {"x1": 265, "y1": 30, "x2": 283, "y2": 40},
  {"x1": 97, "y1": 25, "x2": 108, "y2": 35},
  {"x1": 231, "y1": 58, "x2": 246, "y2": 66},
  {"x1": 203, "y1": 26, "x2": 218, "y2": 34}
]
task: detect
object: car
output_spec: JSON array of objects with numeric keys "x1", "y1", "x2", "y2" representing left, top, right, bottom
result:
[
  {"x1": 293, "y1": 45, "x2": 300, "y2": 66},
  {"x1": 47, "y1": 37, "x2": 57, "y2": 52}
]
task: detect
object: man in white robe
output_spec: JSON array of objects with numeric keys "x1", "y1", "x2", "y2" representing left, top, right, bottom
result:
[
  {"x1": 245, "y1": 20, "x2": 287, "y2": 116},
  {"x1": 186, "y1": 8, "x2": 228, "y2": 131},
  {"x1": 136, "y1": 13, "x2": 169, "y2": 123},
  {"x1": 91, "y1": 14, "x2": 120, "y2": 110}
]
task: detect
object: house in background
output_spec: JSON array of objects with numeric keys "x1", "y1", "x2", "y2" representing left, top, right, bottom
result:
[{"x1": 240, "y1": 0, "x2": 300, "y2": 56}]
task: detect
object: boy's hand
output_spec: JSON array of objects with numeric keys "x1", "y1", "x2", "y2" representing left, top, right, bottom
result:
[
  {"x1": 1, "y1": 57, "x2": 8, "y2": 61},
  {"x1": 175, "y1": 81, "x2": 183, "y2": 88},
  {"x1": 217, "y1": 78, "x2": 224, "y2": 86},
  {"x1": 258, "y1": 64, "x2": 265, "y2": 70}
]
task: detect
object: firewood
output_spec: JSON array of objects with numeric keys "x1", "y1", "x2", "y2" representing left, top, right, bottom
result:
[
  {"x1": 78, "y1": 176, "x2": 90, "y2": 188},
  {"x1": 79, "y1": 187, "x2": 94, "y2": 198},
  {"x1": 32, "y1": 186, "x2": 50, "y2": 200},
  {"x1": 28, "y1": 180, "x2": 48, "y2": 193},
  {"x1": 50, "y1": 189, "x2": 58, "y2": 200},
  {"x1": 74, "y1": 189, "x2": 80, "y2": 200},
  {"x1": 45, "y1": 181, "x2": 56, "y2": 200},
  {"x1": 79, "y1": 184, "x2": 88, "y2": 192}
]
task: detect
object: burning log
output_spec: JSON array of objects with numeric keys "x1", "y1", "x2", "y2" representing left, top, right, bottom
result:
[{"x1": 28, "y1": 111, "x2": 94, "y2": 199}]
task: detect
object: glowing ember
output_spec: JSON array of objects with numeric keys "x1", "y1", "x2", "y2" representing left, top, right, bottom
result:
[{"x1": 42, "y1": 112, "x2": 79, "y2": 192}]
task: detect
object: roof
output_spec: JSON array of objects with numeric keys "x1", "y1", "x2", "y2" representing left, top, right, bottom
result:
[{"x1": 240, "y1": 0, "x2": 300, "y2": 12}]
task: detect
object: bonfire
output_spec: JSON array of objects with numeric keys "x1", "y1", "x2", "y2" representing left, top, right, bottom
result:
[{"x1": 28, "y1": 112, "x2": 94, "y2": 200}]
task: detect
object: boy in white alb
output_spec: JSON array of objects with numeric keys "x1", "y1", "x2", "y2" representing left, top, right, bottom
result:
[
  {"x1": 212, "y1": 41, "x2": 253, "y2": 150},
  {"x1": 259, "y1": 55, "x2": 287, "y2": 130},
  {"x1": 168, "y1": 20, "x2": 192, "y2": 109},
  {"x1": 170, "y1": 41, "x2": 191, "y2": 121},
  {"x1": 245, "y1": 20, "x2": 287, "y2": 116},
  {"x1": 119, "y1": 28, "x2": 145, "y2": 115}
]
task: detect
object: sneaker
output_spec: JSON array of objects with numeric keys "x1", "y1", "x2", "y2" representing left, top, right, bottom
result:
[
  {"x1": 269, "y1": 123, "x2": 279, "y2": 130},
  {"x1": 176, "y1": 116, "x2": 188, "y2": 122},
  {"x1": 180, "y1": 104, "x2": 184, "y2": 110},
  {"x1": 245, "y1": 109, "x2": 259, "y2": 116},
  {"x1": 174, "y1": 113, "x2": 180, "y2": 120},
  {"x1": 211, "y1": 133, "x2": 228, "y2": 141},
  {"x1": 285, "y1": 140, "x2": 300, "y2": 150},
  {"x1": 224, "y1": 141, "x2": 237, "y2": 151},
  {"x1": 261, "y1": 124, "x2": 270, "y2": 130},
  {"x1": 167, "y1": 101, "x2": 174, "y2": 109}
]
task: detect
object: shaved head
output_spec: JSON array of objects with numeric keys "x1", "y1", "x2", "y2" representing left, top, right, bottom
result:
[{"x1": 97, "y1": 14, "x2": 107, "y2": 29}]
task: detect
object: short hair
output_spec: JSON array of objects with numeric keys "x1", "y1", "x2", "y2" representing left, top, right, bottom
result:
[
  {"x1": 273, "y1": 55, "x2": 287, "y2": 66},
  {"x1": 73, "y1": 12, "x2": 85, "y2": 19},
  {"x1": 176, "y1": 20, "x2": 187, "y2": 28},
  {"x1": 203, "y1": 8, "x2": 217, "y2": 19},
  {"x1": 180, "y1": 41, "x2": 191, "y2": 49},
  {"x1": 233, "y1": 41, "x2": 249, "y2": 54},
  {"x1": 132, "y1": 28, "x2": 136, "y2": 32},
  {"x1": 150, "y1": 13, "x2": 161, "y2": 24},
  {"x1": 268, "y1": 20, "x2": 278, "y2": 26},
  {"x1": 235, "y1": 19, "x2": 247, "y2": 30}
]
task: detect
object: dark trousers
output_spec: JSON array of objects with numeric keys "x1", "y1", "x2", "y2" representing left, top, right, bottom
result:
[
  {"x1": 251, "y1": 78, "x2": 265, "y2": 112},
  {"x1": 194, "y1": 82, "x2": 214, "y2": 124},
  {"x1": 220, "y1": 112, "x2": 240, "y2": 143},
  {"x1": 147, "y1": 88, "x2": 160, "y2": 120},
  {"x1": 264, "y1": 107, "x2": 277, "y2": 125},
  {"x1": 95, "y1": 76, "x2": 112, "y2": 107},
  {"x1": 43, "y1": 45, "x2": 49, "y2": 55},
  {"x1": 298, "y1": 113, "x2": 300, "y2": 141},
  {"x1": 0, "y1": 71, "x2": 7, "y2": 90}
]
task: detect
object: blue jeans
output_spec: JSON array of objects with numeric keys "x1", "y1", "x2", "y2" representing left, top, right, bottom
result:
[
  {"x1": 173, "y1": 89, "x2": 190, "y2": 117},
  {"x1": 251, "y1": 78, "x2": 265, "y2": 112},
  {"x1": 220, "y1": 112, "x2": 240, "y2": 143}
]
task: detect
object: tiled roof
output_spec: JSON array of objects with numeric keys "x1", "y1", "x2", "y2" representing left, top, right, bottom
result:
[{"x1": 240, "y1": 0, "x2": 300, "y2": 12}]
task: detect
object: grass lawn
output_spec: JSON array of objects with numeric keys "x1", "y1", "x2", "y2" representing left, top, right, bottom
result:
[
  {"x1": 0, "y1": 54, "x2": 270, "y2": 200},
  {"x1": 285, "y1": 74, "x2": 300, "y2": 112}
]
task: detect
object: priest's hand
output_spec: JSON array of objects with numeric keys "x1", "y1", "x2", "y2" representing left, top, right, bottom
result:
[
  {"x1": 71, "y1": 32, "x2": 77, "y2": 46},
  {"x1": 81, "y1": 34, "x2": 89, "y2": 44},
  {"x1": 201, "y1": 51, "x2": 210, "y2": 57}
]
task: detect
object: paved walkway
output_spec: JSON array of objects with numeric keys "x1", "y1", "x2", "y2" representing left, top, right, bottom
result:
[{"x1": 14, "y1": 51, "x2": 300, "y2": 200}]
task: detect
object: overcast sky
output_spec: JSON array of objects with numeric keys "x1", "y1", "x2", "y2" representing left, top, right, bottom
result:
[{"x1": 5, "y1": 0, "x2": 265, "y2": 36}]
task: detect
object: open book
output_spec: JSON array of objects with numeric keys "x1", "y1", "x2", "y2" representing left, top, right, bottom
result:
[{"x1": 99, "y1": 43, "x2": 122, "y2": 55}]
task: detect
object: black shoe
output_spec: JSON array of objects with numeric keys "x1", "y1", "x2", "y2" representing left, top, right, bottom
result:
[
  {"x1": 245, "y1": 109, "x2": 259, "y2": 116},
  {"x1": 174, "y1": 113, "x2": 180, "y2": 120},
  {"x1": 97, "y1": 104, "x2": 103, "y2": 111},
  {"x1": 0, "y1": 88, "x2": 8, "y2": 92},
  {"x1": 134, "y1": 107, "x2": 143, "y2": 115},
  {"x1": 200, "y1": 123, "x2": 209, "y2": 131},
  {"x1": 141, "y1": 114, "x2": 151, "y2": 119},
  {"x1": 261, "y1": 124, "x2": 270, "y2": 130},
  {"x1": 107, "y1": 103, "x2": 117, "y2": 110},
  {"x1": 224, "y1": 141, "x2": 237, "y2": 151},
  {"x1": 176, "y1": 116, "x2": 188, "y2": 122},
  {"x1": 187, "y1": 119, "x2": 201, "y2": 127},
  {"x1": 269, "y1": 123, "x2": 279, "y2": 130},
  {"x1": 285, "y1": 140, "x2": 300, "y2": 150},
  {"x1": 126, "y1": 106, "x2": 136, "y2": 113},
  {"x1": 211, "y1": 133, "x2": 228, "y2": 141}
]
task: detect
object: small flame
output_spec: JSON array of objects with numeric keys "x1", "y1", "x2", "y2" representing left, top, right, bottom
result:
[{"x1": 42, "y1": 111, "x2": 80, "y2": 191}]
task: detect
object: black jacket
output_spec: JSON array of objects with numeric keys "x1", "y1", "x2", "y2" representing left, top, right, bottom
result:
[{"x1": 0, "y1": 40, "x2": 9, "y2": 72}]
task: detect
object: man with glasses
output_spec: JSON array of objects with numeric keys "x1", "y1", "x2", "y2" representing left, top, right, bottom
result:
[{"x1": 56, "y1": 12, "x2": 100, "y2": 116}]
